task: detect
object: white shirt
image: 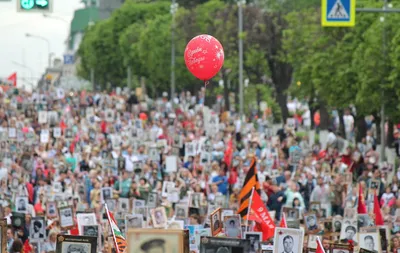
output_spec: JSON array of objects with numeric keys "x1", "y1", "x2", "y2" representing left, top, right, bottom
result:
[{"x1": 343, "y1": 115, "x2": 354, "y2": 132}]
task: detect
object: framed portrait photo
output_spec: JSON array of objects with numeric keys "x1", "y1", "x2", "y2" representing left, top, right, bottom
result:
[
  {"x1": 358, "y1": 214, "x2": 373, "y2": 228},
  {"x1": 244, "y1": 232, "x2": 262, "y2": 253},
  {"x1": 210, "y1": 208, "x2": 222, "y2": 236},
  {"x1": 15, "y1": 196, "x2": 29, "y2": 213},
  {"x1": 0, "y1": 219, "x2": 6, "y2": 253},
  {"x1": 282, "y1": 207, "x2": 299, "y2": 220},
  {"x1": 125, "y1": 214, "x2": 143, "y2": 229},
  {"x1": 82, "y1": 225, "x2": 99, "y2": 237},
  {"x1": 175, "y1": 204, "x2": 188, "y2": 219},
  {"x1": 101, "y1": 187, "x2": 113, "y2": 202},
  {"x1": 147, "y1": 192, "x2": 158, "y2": 208},
  {"x1": 273, "y1": 227, "x2": 304, "y2": 253},
  {"x1": 47, "y1": 202, "x2": 58, "y2": 218},
  {"x1": 133, "y1": 199, "x2": 145, "y2": 209},
  {"x1": 77, "y1": 213, "x2": 97, "y2": 235},
  {"x1": 358, "y1": 232, "x2": 381, "y2": 253},
  {"x1": 224, "y1": 215, "x2": 241, "y2": 238},
  {"x1": 199, "y1": 236, "x2": 250, "y2": 253},
  {"x1": 56, "y1": 234, "x2": 97, "y2": 253},
  {"x1": 304, "y1": 213, "x2": 320, "y2": 233},
  {"x1": 330, "y1": 243, "x2": 353, "y2": 253},
  {"x1": 332, "y1": 216, "x2": 343, "y2": 233},
  {"x1": 30, "y1": 217, "x2": 46, "y2": 241},
  {"x1": 340, "y1": 219, "x2": 358, "y2": 246},
  {"x1": 118, "y1": 198, "x2": 130, "y2": 213},
  {"x1": 189, "y1": 193, "x2": 203, "y2": 209},
  {"x1": 151, "y1": 207, "x2": 168, "y2": 229},
  {"x1": 126, "y1": 229, "x2": 186, "y2": 253},
  {"x1": 59, "y1": 206, "x2": 75, "y2": 230}
]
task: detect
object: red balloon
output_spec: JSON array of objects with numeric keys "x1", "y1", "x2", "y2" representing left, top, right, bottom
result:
[{"x1": 184, "y1": 34, "x2": 225, "y2": 81}]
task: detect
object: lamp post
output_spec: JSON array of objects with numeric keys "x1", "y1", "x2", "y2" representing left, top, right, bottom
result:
[
  {"x1": 170, "y1": 0, "x2": 179, "y2": 101},
  {"x1": 42, "y1": 13, "x2": 69, "y2": 23},
  {"x1": 237, "y1": 0, "x2": 245, "y2": 118},
  {"x1": 25, "y1": 33, "x2": 52, "y2": 68}
]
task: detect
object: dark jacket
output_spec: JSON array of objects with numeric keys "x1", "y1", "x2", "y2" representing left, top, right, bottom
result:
[{"x1": 267, "y1": 191, "x2": 286, "y2": 220}]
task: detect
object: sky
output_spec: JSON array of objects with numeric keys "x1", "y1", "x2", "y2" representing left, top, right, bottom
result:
[{"x1": 0, "y1": 0, "x2": 84, "y2": 88}]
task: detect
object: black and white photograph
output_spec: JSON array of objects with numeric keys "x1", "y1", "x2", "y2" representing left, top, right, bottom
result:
[
  {"x1": 101, "y1": 187, "x2": 113, "y2": 201},
  {"x1": 332, "y1": 216, "x2": 343, "y2": 233},
  {"x1": 56, "y1": 234, "x2": 97, "y2": 253},
  {"x1": 273, "y1": 227, "x2": 304, "y2": 253},
  {"x1": 77, "y1": 213, "x2": 97, "y2": 235},
  {"x1": 105, "y1": 199, "x2": 117, "y2": 211},
  {"x1": 340, "y1": 220, "x2": 358, "y2": 246},
  {"x1": 31, "y1": 242, "x2": 40, "y2": 253},
  {"x1": 282, "y1": 207, "x2": 299, "y2": 220},
  {"x1": 358, "y1": 214, "x2": 373, "y2": 228},
  {"x1": 133, "y1": 199, "x2": 146, "y2": 209},
  {"x1": 244, "y1": 232, "x2": 262, "y2": 253},
  {"x1": 134, "y1": 207, "x2": 147, "y2": 218},
  {"x1": 369, "y1": 180, "x2": 380, "y2": 190},
  {"x1": 223, "y1": 215, "x2": 241, "y2": 238},
  {"x1": 304, "y1": 213, "x2": 320, "y2": 233},
  {"x1": 309, "y1": 202, "x2": 321, "y2": 213},
  {"x1": 151, "y1": 207, "x2": 167, "y2": 228},
  {"x1": 83, "y1": 225, "x2": 99, "y2": 237},
  {"x1": 199, "y1": 236, "x2": 251, "y2": 253},
  {"x1": 324, "y1": 219, "x2": 333, "y2": 233},
  {"x1": 359, "y1": 232, "x2": 381, "y2": 253},
  {"x1": 378, "y1": 226, "x2": 390, "y2": 253},
  {"x1": 15, "y1": 196, "x2": 28, "y2": 213},
  {"x1": 343, "y1": 208, "x2": 357, "y2": 219},
  {"x1": 11, "y1": 212, "x2": 25, "y2": 228},
  {"x1": 190, "y1": 193, "x2": 202, "y2": 208},
  {"x1": 175, "y1": 204, "x2": 188, "y2": 219},
  {"x1": 162, "y1": 181, "x2": 175, "y2": 197},
  {"x1": 59, "y1": 206, "x2": 75, "y2": 229},
  {"x1": 125, "y1": 214, "x2": 143, "y2": 229},
  {"x1": 147, "y1": 192, "x2": 158, "y2": 208},
  {"x1": 118, "y1": 198, "x2": 130, "y2": 213},
  {"x1": 210, "y1": 208, "x2": 222, "y2": 236},
  {"x1": 30, "y1": 217, "x2": 46, "y2": 241}
]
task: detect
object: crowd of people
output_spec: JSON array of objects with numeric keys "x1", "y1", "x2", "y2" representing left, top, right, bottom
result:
[{"x1": 0, "y1": 86, "x2": 399, "y2": 253}]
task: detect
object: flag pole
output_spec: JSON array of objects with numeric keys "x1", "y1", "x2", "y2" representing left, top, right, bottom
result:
[
  {"x1": 104, "y1": 203, "x2": 121, "y2": 253},
  {"x1": 245, "y1": 187, "x2": 255, "y2": 231}
]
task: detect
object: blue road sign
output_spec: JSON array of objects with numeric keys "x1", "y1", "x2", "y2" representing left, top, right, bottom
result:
[
  {"x1": 63, "y1": 54, "x2": 74, "y2": 65},
  {"x1": 322, "y1": 0, "x2": 356, "y2": 27}
]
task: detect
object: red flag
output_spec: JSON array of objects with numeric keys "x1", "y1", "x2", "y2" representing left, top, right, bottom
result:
[
  {"x1": 23, "y1": 239, "x2": 32, "y2": 253},
  {"x1": 374, "y1": 193, "x2": 384, "y2": 225},
  {"x1": 358, "y1": 183, "x2": 367, "y2": 214},
  {"x1": 250, "y1": 190, "x2": 276, "y2": 240},
  {"x1": 7, "y1": 72, "x2": 17, "y2": 86},
  {"x1": 316, "y1": 236, "x2": 326, "y2": 253},
  {"x1": 279, "y1": 212, "x2": 287, "y2": 228},
  {"x1": 224, "y1": 138, "x2": 233, "y2": 168}
]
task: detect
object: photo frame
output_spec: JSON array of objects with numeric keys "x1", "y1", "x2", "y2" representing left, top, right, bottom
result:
[
  {"x1": 125, "y1": 214, "x2": 143, "y2": 229},
  {"x1": 147, "y1": 192, "x2": 158, "y2": 208},
  {"x1": 15, "y1": 196, "x2": 29, "y2": 213},
  {"x1": 324, "y1": 218, "x2": 333, "y2": 233},
  {"x1": 210, "y1": 208, "x2": 222, "y2": 236},
  {"x1": 378, "y1": 225, "x2": 390, "y2": 253},
  {"x1": 304, "y1": 213, "x2": 320, "y2": 233},
  {"x1": 118, "y1": 198, "x2": 130, "y2": 213},
  {"x1": 56, "y1": 234, "x2": 97, "y2": 253},
  {"x1": 309, "y1": 202, "x2": 321, "y2": 213},
  {"x1": 307, "y1": 234, "x2": 318, "y2": 250},
  {"x1": 332, "y1": 216, "x2": 343, "y2": 233},
  {"x1": 77, "y1": 213, "x2": 97, "y2": 235},
  {"x1": 31, "y1": 241, "x2": 41, "y2": 253},
  {"x1": 150, "y1": 207, "x2": 168, "y2": 228},
  {"x1": 59, "y1": 206, "x2": 75, "y2": 230},
  {"x1": 273, "y1": 228, "x2": 304, "y2": 253},
  {"x1": 358, "y1": 214, "x2": 374, "y2": 228},
  {"x1": 82, "y1": 225, "x2": 99, "y2": 237},
  {"x1": 126, "y1": 229, "x2": 186, "y2": 253},
  {"x1": 101, "y1": 187, "x2": 113, "y2": 202},
  {"x1": 11, "y1": 212, "x2": 25, "y2": 229},
  {"x1": 0, "y1": 219, "x2": 6, "y2": 253},
  {"x1": 244, "y1": 232, "x2": 262, "y2": 253},
  {"x1": 223, "y1": 215, "x2": 241, "y2": 238},
  {"x1": 358, "y1": 232, "x2": 381, "y2": 253},
  {"x1": 200, "y1": 236, "x2": 250, "y2": 253},
  {"x1": 330, "y1": 243, "x2": 354, "y2": 253},
  {"x1": 30, "y1": 216, "x2": 46, "y2": 241},
  {"x1": 47, "y1": 202, "x2": 58, "y2": 218},
  {"x1": 340, "y1": 219, "x2": 358, "y2": 246},
  {"x1": 282, "y1": 207, "x2": 299, "y2": 220},
  {"x1": 189, "y1": 193, "x2": 202, "y2": 209},
  {"x1": 343, "y1": 208, "x2": 357, "y2": 219},
  {"x1": 175, "y1": 204, "x2": 188, "y2": 219}
]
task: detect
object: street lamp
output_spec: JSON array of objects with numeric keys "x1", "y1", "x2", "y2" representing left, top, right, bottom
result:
[
  {"x1": 170, "y1": 0, "x2": 179, "y2": 101},
  {"x1": 42, "y1": 13, "x2": 69, "y2": 23},
  {"x1": 237, "y1": 0, "x2": 245, "y2": 118},
  {"x1": 25, "y1": 33, "x2": 52, "y2": 68}
]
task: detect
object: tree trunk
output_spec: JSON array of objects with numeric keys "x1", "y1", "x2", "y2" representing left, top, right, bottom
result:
[
  {"x1": 388, "y1": 120, "x2": 394, "y2": 147},
  {"x1": 223, "y1": 75, "x2": 230, "y2": 112},
  {"x1": 374, "y1": 113, "x2": 381, "y2": 145},
  {"x1": 319, "y1": 102, "x2": 329, "y2": 130},
  {"x1": 338, "y1": 109, "x2": 345, "y2": 137},
  {"x1": 276, "y1": 91, "x2": 289, "y2": 124},
  {"x1": 355, "y1": 115, "x2": 367, "y2": 143}
]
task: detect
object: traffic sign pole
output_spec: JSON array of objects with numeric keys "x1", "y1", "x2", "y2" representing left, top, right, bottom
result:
[{"x1": 17, "y1": 0, "x2": 53, "y2": 13}]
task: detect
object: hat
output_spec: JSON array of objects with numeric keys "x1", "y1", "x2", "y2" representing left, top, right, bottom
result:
[{"x1": 140, "y1": 239, "x2": 165, "y2": 252}]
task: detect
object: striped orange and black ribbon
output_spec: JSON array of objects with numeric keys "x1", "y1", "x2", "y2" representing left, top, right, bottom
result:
[{"x1": 237, "y1": 157, "x2": 261, "y2": 219}]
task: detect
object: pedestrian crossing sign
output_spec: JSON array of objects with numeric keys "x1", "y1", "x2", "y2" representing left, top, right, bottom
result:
[{"x1": 322, "y1": 0, "x2": 355, "y2": 27}]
